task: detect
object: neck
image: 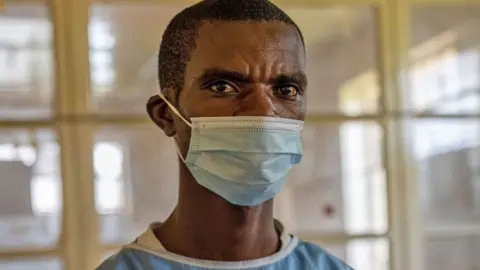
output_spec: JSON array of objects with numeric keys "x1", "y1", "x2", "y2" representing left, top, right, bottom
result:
[{"x1": 155, "y1": 165, "x2": 279, "y2": 261}]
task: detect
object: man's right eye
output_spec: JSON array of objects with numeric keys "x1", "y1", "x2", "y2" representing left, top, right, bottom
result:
[{"x1": 209, "y1": 82, "x2": 238, "y2": 93}]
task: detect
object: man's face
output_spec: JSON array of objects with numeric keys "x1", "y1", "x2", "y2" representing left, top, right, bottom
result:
[{"x1": 157, "y1": 21, "x2": 307, "y2": 154}]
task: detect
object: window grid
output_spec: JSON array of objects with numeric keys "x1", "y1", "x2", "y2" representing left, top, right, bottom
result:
[{"x1": 0, "y1": 0, "x2": 479, "y2": 270}]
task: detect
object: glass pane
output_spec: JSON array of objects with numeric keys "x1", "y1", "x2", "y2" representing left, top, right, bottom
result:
[
  {"x1": 0, "y1": 128, "x2": 61, "y2": 249},
  {"x1": 94, "y1": 125, "x2": 179, "y2": 244},
  {"x1": 0, "y1": 1, "x2": 54, "y2": 119},
  {"x1": 279, "y1": 6, "x2": 379, "y2": 115},
  {"x1": 426, "y1": 236, "x2": 480, "y2": 270},
  {"x1": 409, "y1": 7, "x2": 480, "y2": 114},
  {"x1": 94, "y1": 122, "x2": 387, "y2": 244},
  {"x1": 89, "y1": 3, "x2": 379, "y2": 116},
  {"x1": 409, "y1": 119, "x2": 480, "y2": 227},
  {"x1": 88, "y1": 4, "x2": 184, "y2": 115},
  {"x1": 277, "y1": 122, "x2": 387, "y2": 235},
  {"x1": 317, "y1": 239, "x2": 389, "y2": 270},
  {"x1": 0, "y1": 258, "x2": 62, "y2": 270}
]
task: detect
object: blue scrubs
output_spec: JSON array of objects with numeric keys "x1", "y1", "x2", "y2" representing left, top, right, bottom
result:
[{"x1": 96, "y1": 222, "x2": 353, "y2": 270}]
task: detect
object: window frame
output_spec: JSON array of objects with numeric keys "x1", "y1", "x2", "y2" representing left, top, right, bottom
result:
[{"x1": 1, "y1": 0, "x2": 480, "y2": 270}]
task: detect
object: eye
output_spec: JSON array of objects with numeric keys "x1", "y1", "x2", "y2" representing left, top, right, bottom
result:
[
  {"x1": 209, "y1": 82, "x2": 238, "y2": 93},
  {"x1": 275, "y1": 85, "x2": 298, "y2": 97}
]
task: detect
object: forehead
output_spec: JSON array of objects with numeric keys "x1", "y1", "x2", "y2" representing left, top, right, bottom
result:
[{"x1": 185, "y1": 21, "x2": 305, "y2": 78}]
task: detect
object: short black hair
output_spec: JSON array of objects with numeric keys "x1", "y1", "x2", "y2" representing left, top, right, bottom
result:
[{"x1": 158, "y1": 0, "x2": 305, "y2": 97}]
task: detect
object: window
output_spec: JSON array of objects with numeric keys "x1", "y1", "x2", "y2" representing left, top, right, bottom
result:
[
  {"x1": 410, "y1": 48, "x2": 480, "y2": 114},
  {"x1": 93, "y1": 142, "x2": 125, "y2": 214},
  {"x1": 0, "y1": 18, "x2": 51, "y2": 90},
  {"x1": 0, "y1": 132, "x2": 60, "y2": 215},
  {"x1": 88, "y1": 21, "x2": 116, "y2": 97},
  {"x1": 339, "y1": 71, "x2": 386, "y2": 235}
]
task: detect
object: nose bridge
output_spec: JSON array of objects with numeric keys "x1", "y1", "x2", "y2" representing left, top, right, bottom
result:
[{"x1": 236, "y1": 85, "x2": 277, "y2": 117}]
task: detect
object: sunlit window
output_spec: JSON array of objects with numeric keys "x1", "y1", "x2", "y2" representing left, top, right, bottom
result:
[
  {"x1": 0, "y1": 139, "x2": 128, "y2": 215},
  {"x1": 0, "y1": 143, "x2": 16, "y2": 160},
  {"x1": 410, "y1": 49, "x2": 480, "y2": 114},
  {"x1": 89, "y1": 21, "x2": 116, "y2": 50},
  {"x1": 93, "y1": 142, "x2": 125, "y2": 214},
  {"x1": 347, "y1": 240, "x2": 389, "y2": 270},
  {"x1": 0, "y1": 18, "x2": 50, "y2": 46},
  {"x1": 89, "y1": 21, "x2": 116, "y2": 95},
  {"x1": 95, "y1": 178, "x2": 125, "y2": 214},
  {"x1": 339, "y1": 70, "x2": 379, "y2": 114},
  {"x1": 16, "y1": 146, "x2": 36, "y2": 166},
  {"x1": 0, "y1": 138, "x2": 60, "y2": 215},
  {"x1": 339, "y1": 72, "x2": 386, "y2": 235},
  {"x1": 413, "y1": 121, "x2": 479, "y2": 159},
  {"x1": 0, "y1": 50, "x2": 31, "y2": 87},
  {"x1": 0, "y1": 144, "x2": 36, "y2": 167},
  {"x1": 410, "y1": 48, "x2": 480, "y2": 158},
  {"x1": 340, "y1": 123, "x2": 386, "y2": 234},
  {"x1": 31, "y1": 175, "x2": 61, "y2": 214},
  {"x1": 0, "y1": 18, "x2": 51, "y2": 90},
  {"x1": 341, "y1": 123, "x2": 369, "y2": 234}
]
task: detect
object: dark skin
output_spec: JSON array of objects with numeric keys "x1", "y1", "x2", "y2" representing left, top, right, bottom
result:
[{"x1": 147, "y1": 21, "x2": 307, "y2": 261}]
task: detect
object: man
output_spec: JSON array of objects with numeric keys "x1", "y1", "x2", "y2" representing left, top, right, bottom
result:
[{"x1": 97, "y1": 0, "x2": 352, "y2": 269}]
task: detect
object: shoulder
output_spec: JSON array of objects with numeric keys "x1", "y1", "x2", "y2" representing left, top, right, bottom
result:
[
  {"x1": 292, "y1": 240, "x2": 354, "y2": 270},
  {"x1": 95, "y1": 248, "x2": 172, "y2": 270},
  {"x1": 95, "y1": 249, "x2": 139, "y2": 270}
]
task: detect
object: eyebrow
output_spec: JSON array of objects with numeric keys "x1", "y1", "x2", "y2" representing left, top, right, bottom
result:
[{"x1": 197, "y1": 68, "x2": 308, "y2": 88}]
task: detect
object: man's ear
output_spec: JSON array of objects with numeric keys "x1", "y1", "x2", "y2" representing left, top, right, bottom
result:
[{"x1": 147, "y1": 93, "x2": 176, "y2": 137}]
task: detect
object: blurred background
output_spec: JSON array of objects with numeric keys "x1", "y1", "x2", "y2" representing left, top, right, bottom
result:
[{"x1": 0, "y1": 0, "x2": 479, "y2": 269}]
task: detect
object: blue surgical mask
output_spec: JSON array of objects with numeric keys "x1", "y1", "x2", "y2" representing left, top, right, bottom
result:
[{"x1": 158, "y1": 93, "x2": 304, "y2": 206}]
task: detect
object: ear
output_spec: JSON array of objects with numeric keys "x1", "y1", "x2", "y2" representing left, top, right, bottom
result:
[{"x1": 147, "y1": 93, "x2": 176, "y2": 137}]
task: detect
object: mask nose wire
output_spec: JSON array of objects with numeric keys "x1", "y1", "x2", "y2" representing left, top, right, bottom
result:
[{"x1": 158, "y1": 92, "x2": 192, "y2": 128}]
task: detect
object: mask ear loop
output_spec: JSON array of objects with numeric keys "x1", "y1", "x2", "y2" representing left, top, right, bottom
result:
[
  {"x1": 158, "y1": 91, "x2": 190, "y2": 163},
  {"x1": 158, "y1": 92, "x2": 192, "y2": 128},
  {"x1": 174, "y1": 142, "x2": 186, "y2": 163}
]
